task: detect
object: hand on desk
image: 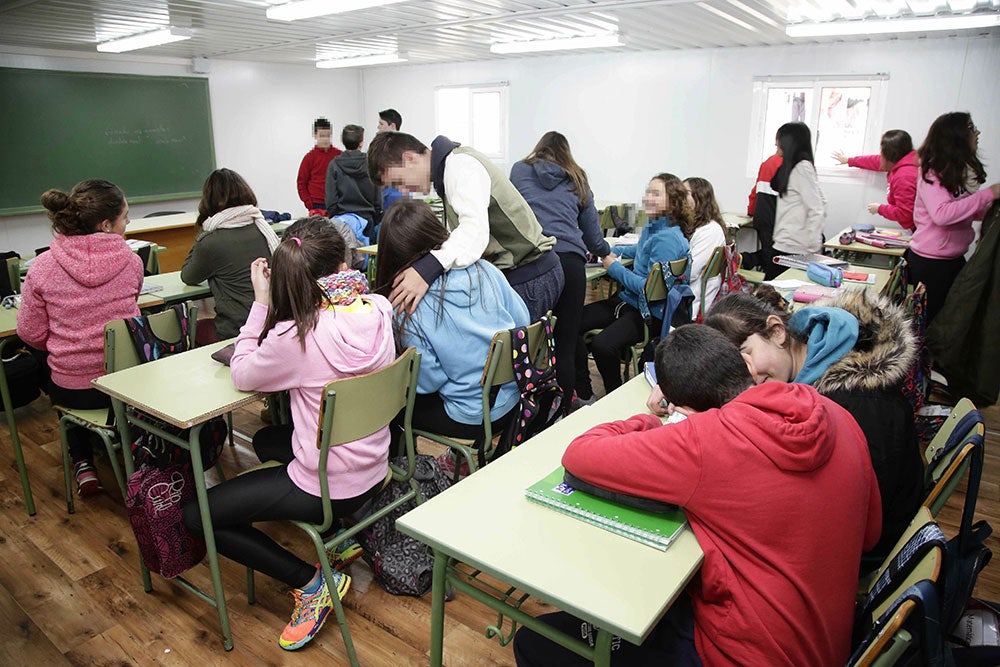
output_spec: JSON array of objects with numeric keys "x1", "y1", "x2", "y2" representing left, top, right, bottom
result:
[{"x1": 602, "y1": 253, "x2": 619, "y2": 270}]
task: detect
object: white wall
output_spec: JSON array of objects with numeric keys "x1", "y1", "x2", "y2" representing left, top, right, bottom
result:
[
  {"x1": 361, "y1": 33, "x2": 1000, "y2": 241},
  {"x1": 0, "y1": 50, "x2": 362, "y2": 254}
]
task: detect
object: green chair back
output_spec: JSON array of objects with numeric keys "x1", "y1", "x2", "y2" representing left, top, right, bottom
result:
[
  {"x1": 6, "y1": 256, "x2": 20, "y2": 294},
  {"x1": 699, "y1": 245, "x2": 726, "y2": 316},
  {"x1": 879, "y1": 257, "x2": 909, "y2": 305}
]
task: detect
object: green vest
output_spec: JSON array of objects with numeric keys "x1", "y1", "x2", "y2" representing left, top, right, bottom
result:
[{"x1": 442, "y1": 146, "x2": 555, "y2": 270}]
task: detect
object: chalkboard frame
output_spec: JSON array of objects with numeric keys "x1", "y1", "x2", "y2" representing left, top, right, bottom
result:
[{"x1": 0, "y1": 68, "x2": 216, "y2": 217}]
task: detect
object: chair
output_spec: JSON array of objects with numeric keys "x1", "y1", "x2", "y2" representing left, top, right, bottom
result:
[
  {"x1": 57, "y1": 303, "x2": 198, "y2": 513},
  {"x1": 697, "y1": 245, "x2": 727, "y2": 318},
  {"x1": 246, "y1": 347, "x2": 421, "y2": 667},
  {"x1": 851, "y1": 506, "x2": 945, "y2": 666},
  {"x1": 879, "y1": 257, "x2": 909, "y2": 305},
  {"x1": 922, "y1": 398, "x2": 985, "y2": 517},
  {"x1": 413, "y1": 319, "x2": 552, "y2": 482},
  {"x1": 626, "y1": 257, "x2": 688, "y2": 378},
  {"x1": 5, "y1": 256, "x2": 20, "y2": 294}
]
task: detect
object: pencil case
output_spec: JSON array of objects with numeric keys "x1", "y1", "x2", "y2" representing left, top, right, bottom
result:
[
  {"x1": 852, "y1": 223, "x2": 875, "y2": 233},
  {"x1": 807, "y1": 262, "x2": 843, "y2": 288}
]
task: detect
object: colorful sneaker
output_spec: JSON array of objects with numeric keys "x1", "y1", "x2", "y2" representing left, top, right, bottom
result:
[
  {"x1": 278, "y1": 569, "x2": 350, "y2": 651},
  {"x1": 326, "y1": 530, "x2": 364, "y2": 571},
  {"x1": 74, "y1": 460, "x2": 103, "y2": 497},
  {"x1": 435, "y1": 450, "x2": 470, "y2": 478}
]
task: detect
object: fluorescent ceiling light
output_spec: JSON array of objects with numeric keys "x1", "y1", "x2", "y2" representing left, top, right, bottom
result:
[
  {"x1": 97, "y1": 28, "x2": 191, "y2": 53},
  {"x1": 490, "y1": 33, "x2": 624, "y2": 54},
  {"x1": 316, "y1": 52, "x2": 407, "y2": 68},
  {"x1": 786, "y1": 13, "x2": 1000, "y2": 36},
  {"x1": 267, "y1": 0, "x2": 406, "y2": 22}
]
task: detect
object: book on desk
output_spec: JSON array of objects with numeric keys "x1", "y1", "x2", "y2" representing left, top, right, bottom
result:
[
  {"x1": 525, "y1": 466, "x2": 687, "y2": 551},
  {"x1": 773, "y1": 253, "x2": 848, "y2": 271}
]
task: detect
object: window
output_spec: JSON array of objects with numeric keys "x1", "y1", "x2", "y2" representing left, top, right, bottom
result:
[
  {"x1": 747, "y1": 75, "x2": 888, "y2": 177},
  {"x1": 435, "y1": 82, "x2": 509, "y2": 162}
]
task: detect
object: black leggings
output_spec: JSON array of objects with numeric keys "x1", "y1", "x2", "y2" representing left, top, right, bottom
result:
[
  {"x1": 48, "y1": 382, "x2": 112, "y2": 463},
  {"x1": 389, "y1": 391, "x2": 513, "y2": 455},
  {"x1": 575, "y1": 295, "x2": 647, "y2": 398},
  {"x1": 551, "y1": 252, "x2": 587, "y2": 406},
  {"x1": 904, "y1": 248, "x2": 965, "y2": 324},
  {"x1": 182, "y1": 425, "x2": 380, "y2": 589}
]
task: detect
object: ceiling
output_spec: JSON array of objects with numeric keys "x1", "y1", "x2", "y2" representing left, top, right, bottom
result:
[{"x1": 0, "y1": 0, "x2": 998, "y2": 67}]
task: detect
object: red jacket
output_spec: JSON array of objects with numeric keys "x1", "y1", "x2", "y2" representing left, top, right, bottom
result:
[
  {"x1": 848, "y1": 150, "x2": 918, "y2": 230},
  {"x1": 297, "y1": 145, "x2": 341, "y2": 208},
  {"x1": 563, "y1": 382, "x2": 881, "y2": 667},
  {"x1": 747, "y1": 153, "x2": 783, "y2": 215}
]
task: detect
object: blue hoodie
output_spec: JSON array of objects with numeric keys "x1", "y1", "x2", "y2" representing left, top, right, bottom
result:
[
  {"x1": 509, "y1": 159, "x2": 611, "y2": 259},
  {"x1": 788, "y1": 306, "x2": 860, "y2": 385},
  {"x1": 398, "y1": 260, "x2": 530, "y2": 424},
  {"x1": 607, "y1": 216, "x2": 689, "y2": 321}
]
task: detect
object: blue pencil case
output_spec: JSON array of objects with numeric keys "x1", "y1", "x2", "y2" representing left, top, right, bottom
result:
[{"x1": 807, "y1": 262, "x2": 843, "y2": 288}]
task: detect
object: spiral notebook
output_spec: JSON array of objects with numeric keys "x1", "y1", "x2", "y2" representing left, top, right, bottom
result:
[{"x1": 525, "y1": 467, "x2": 687, "y2": 551}]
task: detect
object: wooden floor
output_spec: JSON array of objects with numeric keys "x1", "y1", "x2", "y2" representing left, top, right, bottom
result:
[{"x1": 1, "y1": 378, "x2": 998, "y2": 666}]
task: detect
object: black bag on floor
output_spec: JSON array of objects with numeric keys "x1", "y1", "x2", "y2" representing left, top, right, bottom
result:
[{"x1": 0, "y1": 342, "x2": 42, "y2": 412}]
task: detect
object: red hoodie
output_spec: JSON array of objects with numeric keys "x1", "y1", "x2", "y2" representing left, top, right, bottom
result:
[
  {"x1": 563, "y1": 382, "x2": 881, "y2": 667},
  {"x1": 297, "y1": 144, "x2": 341, "y2": 209}
]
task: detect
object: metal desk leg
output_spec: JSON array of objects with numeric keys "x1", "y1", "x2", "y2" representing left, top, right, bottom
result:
[
  {"x1": 0, "y1": 337, "x2": 34, "y2": 515},
  {"x1": 593, "y1": 628, "x2": 613, "y2": 667},
  {"x1": 429, "y1": 551, "x2": 449, "y2": 667},
  {"x1": 188, "y1": 425, "x2": 234, "y2": 651}
]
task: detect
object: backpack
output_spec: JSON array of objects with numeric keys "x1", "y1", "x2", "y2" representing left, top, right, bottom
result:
[
  {"x1": 0, "y1": 342, "x2": 44, "y2": 412},
  {"x1": 355, "y1": 454, "x2": 452, "y2": 596},
  {"x1": 124, "y1": 303, "x2": 191, "y2": 362},
  {"x1": 708, "y1": 242, "x2": 750, "y2": 312},
  {"x1": 499, "y1": 315, "x2": 563, "y2": 455}
]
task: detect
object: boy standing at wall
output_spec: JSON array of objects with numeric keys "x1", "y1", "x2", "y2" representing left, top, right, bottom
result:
[
  {"x1": 514, "y1": 325, "x2": 881, "y2": 666},
  {"x1": 297, "y1": 117, "x2": 341, "y2": 215},
  {"x1": 325, "y1": 124, "x2": 381, "y2": 239},
  {"x1": 367, "y1": 131, "x2": 563, "y2": 322}
]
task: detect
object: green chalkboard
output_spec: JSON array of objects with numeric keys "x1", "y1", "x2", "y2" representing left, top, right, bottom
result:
[{"x1": 0, "y1": 68, "x2": 215, "y2": 216}]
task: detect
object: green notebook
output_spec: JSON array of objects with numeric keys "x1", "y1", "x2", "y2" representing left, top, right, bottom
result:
[{"x1": 525, "y1": 467, "x2": 688, "y2": 551}]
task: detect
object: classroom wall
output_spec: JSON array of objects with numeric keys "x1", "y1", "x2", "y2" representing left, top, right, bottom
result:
[
  {"x1": 361, "y1": 33, "x2": 1000, "y2": 240},
  {"x1": 0, "y1": 50, "x2": 362, "y2": 254}
]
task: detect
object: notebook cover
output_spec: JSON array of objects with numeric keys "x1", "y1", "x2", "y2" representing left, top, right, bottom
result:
[
  {"x1": 139, "y1": 281, "x2": 164, "y2": 294},
  {"x1": 644, "y1": 361, "x2": 657, "y2": 388},
  {"x1": 525, "y1": 467, "x2": 687, "y2": 551},
  {"x1": 210, "y1": 343, "x2": 236, "y2": 366}
]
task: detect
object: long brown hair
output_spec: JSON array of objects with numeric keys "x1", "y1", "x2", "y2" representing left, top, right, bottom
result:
[
  {"x1": 258, "y1": 216, "x2": 347, "y2": 350},
  {"x1": 651, "y1": 173, "x2": 694, "y2": 231},
  {"x1": 703, "y1": 285, "x2": 791, "y2": 347},
  {"x1": 918, "y1": 111, "x2": 986, "y2": 195},
  {"x1": 196, "y1": 168, "x2": 258, "y2": 225},
  {"x1": 683, "y1": 177, "x2": 727, "y2": 240},
  {"x1": 522, "y1": 131, "x2": 591, "y2": 205},
  {"x1": 41, "y1": 179, "x2": 125, "y2": 236}
]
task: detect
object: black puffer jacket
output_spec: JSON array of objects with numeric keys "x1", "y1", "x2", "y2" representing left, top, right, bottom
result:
[{"x1": 814, "y1": 289, "x2": 923, "y2": 568}]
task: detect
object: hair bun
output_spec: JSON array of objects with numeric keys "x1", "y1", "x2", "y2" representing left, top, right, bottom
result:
[
  {"x1": 40, "y1": 189, "x2": 71, "y2": 212},
  {"x1": 751, "y1": 283, "x2": 791, "y2": 313}
]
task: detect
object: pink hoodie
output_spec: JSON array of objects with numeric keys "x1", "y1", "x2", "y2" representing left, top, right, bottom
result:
[
  {"x1": 911, "y1": 168, "x2": 998, "y2": 259},
  {"x1": 230, "y1": 297, "x2": 396, "y2": 498},
  {"x1": 17, "y1": 233, "x2": 143, "y2": 390}
]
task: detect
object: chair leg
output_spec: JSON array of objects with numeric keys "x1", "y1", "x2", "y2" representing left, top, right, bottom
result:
[
  {"x1": 314, "y1": 540, "x2": 359, "y2": 666},
  {"x1": 92, "y1": 427, "x2": 127, "y2": 500},
  {"x1": 246, "y1": 567, "x2": 256, "y2": 605},
  {"x1": 226, "y1": 411, "x2": 235, "y2": 448},
  {"x1": 58, "y1": 417, "x2": 75, "y2": 514}
]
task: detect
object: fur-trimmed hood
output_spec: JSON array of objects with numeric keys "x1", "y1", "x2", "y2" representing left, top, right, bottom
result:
[{"x1": 812, "y1": 290, "x2": 917, "y2": 394}]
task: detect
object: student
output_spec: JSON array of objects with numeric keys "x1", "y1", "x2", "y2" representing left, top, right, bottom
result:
[
  {"x1": 510, "y1": 131, "x2": 611, "y2": 409},
  {"x1": 574, "y1": 173, "x2": 690, "y2": 401},
  {"x1": 325, "y1": 124, "x2": 381, "y2": 239},
  {"x1": 367, "y1": 131, "x2": 563, "y2": 322},
  {"x1": 833, "y1": 129, "x2": 919, "y2": 230},
  {"x1": 514, "y1": 325, "x2": 881, "y2": 666},
  {"x1": 682, "y1": 177, "x2": 728, "y2": 318},
  {"x1": 375, "y1": 109, "x2": 404, "y2": 218},
  {"x1": 703, "y1": 285, "x2": 920, "y2": 567},
  {"x1": 907, "y1": 111, "x2": 1000, "y2": 322},
  {"x1": 181, "y1": 168, "x2": 280, "y2": 344},
  {"x1": 183, "y1": 218, "x2": 395, "y2": 651},
  {"x1": 741, "y1": 147, "x2": 782, "y2": 270},
  {"x1": 374, "y1": 199, "x2": 529, "y2": 451},
  {"x1": 764, "y1": 122, "x2": 826, "y2": 280},
  {"x1": 17, "y1": 179, "x2": 143, "y2": 496},
  {"x1": 297, "y1": 117, "x2": 342, "y2": 215}
]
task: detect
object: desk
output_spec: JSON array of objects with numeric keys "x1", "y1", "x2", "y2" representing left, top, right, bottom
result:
[
  {"x1": 140, "y1": 270, "x2": 212, "y2": 306},
  {"x1": 397, "y1": 375, "x2": 703, "y2": 666},
  {"x1": 723, "y1": 211, "x2": 757, "y2": 253},
  {"x1": 93, "y1": 340, "x2": 261, "y2": 651},
  {"x1": 773, "y1": 263, "x2": 891, "y2": 309},
  {"x1": 824, "y1": 228, "x2": 908, "y2": 269},
  {"x1": 0, "y1": 307, "x2": 34, "y2": 515},
  {"x1": 125, "y1": 213, "x2": 198, "y2": 273}
]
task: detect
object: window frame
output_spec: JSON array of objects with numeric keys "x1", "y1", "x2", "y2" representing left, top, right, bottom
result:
[
  {"x1": 746, "y1": 74, "x2": 889, "y2": 183},
  {"x1": 434, "y1": 81, "x2": 510, "y2": 162}
]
